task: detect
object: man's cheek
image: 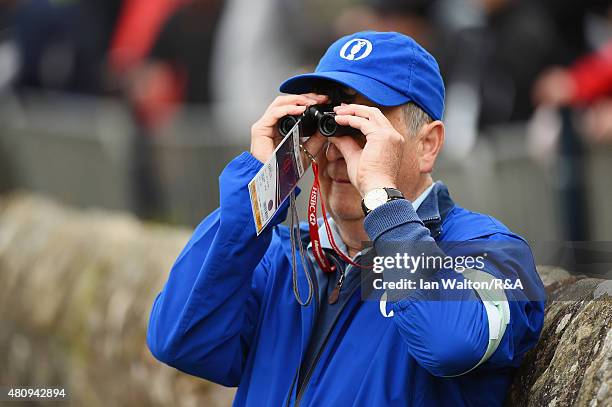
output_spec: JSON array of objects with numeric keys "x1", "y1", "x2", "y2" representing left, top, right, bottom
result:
[{"x1": 319, "y1": 176, "x2": 332, "y2": 198}]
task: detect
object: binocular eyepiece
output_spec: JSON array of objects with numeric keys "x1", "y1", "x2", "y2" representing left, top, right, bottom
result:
[{"x1": 278, "y1": 104, "x2": 361, "y2": 138}]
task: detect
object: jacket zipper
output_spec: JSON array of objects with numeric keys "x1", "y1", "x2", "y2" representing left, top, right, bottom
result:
[
  {"x1": 421, "y1": 215, "x2": 441, "y2": 224},
  {"x1": 293, "y1": 258, "x2": 360, "y2": 407},
  {"x1": 328, "y1": 268, "x2": 345, "y2": 304},
  {"x1": 422, "y1": 215, "x2": 442, "y2": 238},
  {"x1": 284, "y1": 251, "x2": 320, "y2": 407}
]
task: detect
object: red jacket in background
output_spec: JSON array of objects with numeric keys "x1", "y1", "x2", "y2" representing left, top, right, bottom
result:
[{"x1": 570, "y1": 40, "x2": 612, "y2": 105}]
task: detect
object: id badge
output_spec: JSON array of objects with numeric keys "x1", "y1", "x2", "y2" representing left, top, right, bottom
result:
[{"x1": 248, "y1": 121, "x2": 307, "y2": 235}]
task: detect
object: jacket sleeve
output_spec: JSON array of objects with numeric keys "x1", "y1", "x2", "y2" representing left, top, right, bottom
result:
[
  {"x1": 364, "y1": 199, "x2": 545, "y2": 377},
  {"x1": 147, "y1": 152, "x2": 284, "y2": 386}
]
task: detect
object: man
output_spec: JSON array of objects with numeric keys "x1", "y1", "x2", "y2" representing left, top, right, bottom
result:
[{"x1": 147, "y1": 31, "x2": 546, "y2": 406}]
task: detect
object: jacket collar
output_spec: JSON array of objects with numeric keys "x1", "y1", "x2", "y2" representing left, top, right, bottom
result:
[{"x1": 416, "y1": 180, "x2": 455, "y2": 239}]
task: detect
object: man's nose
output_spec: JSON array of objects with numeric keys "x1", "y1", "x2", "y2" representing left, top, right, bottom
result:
[{"x1": 325, "y1": 141, "x2": 344, "y2": 162}]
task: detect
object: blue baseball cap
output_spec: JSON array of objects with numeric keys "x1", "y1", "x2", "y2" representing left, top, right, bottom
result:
[{"x1": 279, "y1": 31, "x2": 445, "y2": 120}]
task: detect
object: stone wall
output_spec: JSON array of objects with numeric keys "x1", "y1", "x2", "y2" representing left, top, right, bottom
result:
[
  {"x1": 506, "y1": 267, "x2": 612, "y2": 406},
  {"x1": 0, "y1": 193, "x2": 610, "y2": 406},
  {"x1": 0, "y1": 193, "x2": 235, "y2": 406}
]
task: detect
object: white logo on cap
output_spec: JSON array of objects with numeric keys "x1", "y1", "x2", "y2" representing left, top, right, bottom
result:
[{"x1": 339, "y1": 38, "x2": 373, "y2": 61}]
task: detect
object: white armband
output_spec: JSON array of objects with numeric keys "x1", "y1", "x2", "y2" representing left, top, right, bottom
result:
[{"x1": 443, "y1": 269, "x2": 510, "y2": 377}]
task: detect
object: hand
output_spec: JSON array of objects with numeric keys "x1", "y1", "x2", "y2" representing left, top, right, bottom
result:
[
  {"x1": 329, "y1": 104, "x2": 405, "y2": 196},
  {"x1": 532, "y1": 67, "x2": 575, "y2": 107},
  {"x1": 250, "y1": 93, "x2": 328, "y2": 163}
]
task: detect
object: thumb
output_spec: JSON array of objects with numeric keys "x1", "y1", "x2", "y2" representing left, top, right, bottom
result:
[
  {"x1": 302, "y1": 133, "x2": 328, "y2": 159},
  {"x1": 328, "y1": 136, "x2": 362, "y2": 183},
  {"x1": 329, "y1": 136, "x2": 362, "y2": 163}
]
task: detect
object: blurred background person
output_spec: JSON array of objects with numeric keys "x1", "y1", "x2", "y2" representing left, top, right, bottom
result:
[
  {"x1": 8, "y1": 0, "x2": 122, "y2": 95},
  {"x1": 533, "y1": 10, "x2": 612, "y2": 144},
  {"x1": 437, "y1": 0, "x2": 563, "y2": 161},
  {"x1": 108, "y1": 0, "x2": 224, "y2": 219},
  {"x1": 0, "y1": 0, "x2": 19, "y2": 93},
  {"x1": 334, "y1": 0, "x2": 437, "y2": 50},
  {"x1": 528, "y1": 3, "x2": 612, "y2": 241},
  {"x1": 211, "y1": 0, "x2": 350, "y2": 141}
]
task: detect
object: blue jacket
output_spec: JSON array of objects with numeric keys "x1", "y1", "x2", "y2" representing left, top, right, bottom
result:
[{"x1": 147, "y1": 152, "x2": 546, "y2": 406}]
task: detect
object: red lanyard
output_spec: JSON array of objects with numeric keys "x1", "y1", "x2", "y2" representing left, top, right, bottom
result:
[{"x1": 308, "y1": 161, "x2": 366, "y2": 273}]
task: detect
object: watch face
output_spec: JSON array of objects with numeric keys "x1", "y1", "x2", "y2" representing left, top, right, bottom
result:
[{"x1": 364, "y1": 188, "x2": 389, "y2": 210}]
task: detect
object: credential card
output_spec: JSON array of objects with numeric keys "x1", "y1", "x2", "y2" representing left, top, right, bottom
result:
[{"x1": 248, "y1": 122, "x2": 306, "y2": 235}]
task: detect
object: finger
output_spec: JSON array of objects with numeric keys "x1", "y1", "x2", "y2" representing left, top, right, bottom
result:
[
  {"x1": 271, "y1": 94, "x2": 325, "y2": 108},
  {"x1": 333, "y1": 103, "x2": 379, "y2": 117},
  {"x1": 270, "y1": 94, "x2": 315, "y2": 107},
  {"x1": 334, "y1": 104, "x2": 389, "y2": 125},
  {"x1": 259, "y1": 104, "x2": 307, "y2": 127},
  {"x1": 271, "y1": 104, "x2": 308, "y2": 120},
  {"x1": 303, "y1": 93, "x2": 329, "y2": 102},
  {"x1": 334, "y1": 114, "x2": 377, "y2": 135},
  {"x1": 328, "y1": 135, "x2": 363, "y2": 164}
]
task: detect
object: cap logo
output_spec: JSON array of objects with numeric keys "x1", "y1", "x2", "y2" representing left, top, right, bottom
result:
[{"x1": 339, "y1": 38, "x2": 373, "y2": 61}]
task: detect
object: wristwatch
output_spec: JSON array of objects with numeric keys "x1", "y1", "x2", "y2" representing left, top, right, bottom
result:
[{"x1": 361, "y1": 187, "x2": 405, "y2": 216}]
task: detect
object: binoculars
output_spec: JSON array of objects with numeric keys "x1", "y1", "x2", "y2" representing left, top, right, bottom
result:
[{"x1": 278, "y1": 104, "x2": 361, "y2": 138}]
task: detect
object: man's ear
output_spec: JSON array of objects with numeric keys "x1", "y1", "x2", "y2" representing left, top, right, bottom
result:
[{"x1": 418, "y1": 120, "x2": 445, "y2": 173}]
